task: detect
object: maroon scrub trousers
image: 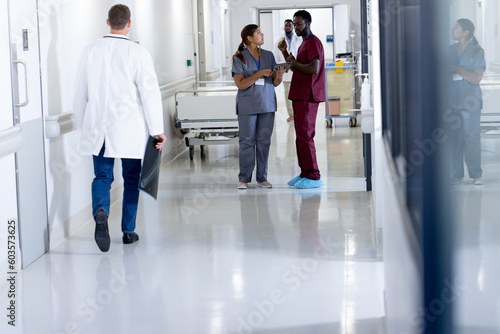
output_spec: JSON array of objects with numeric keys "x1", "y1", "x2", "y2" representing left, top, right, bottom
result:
[{"x1": 293, "y1": 100, "x2": 321, "y2": 180}]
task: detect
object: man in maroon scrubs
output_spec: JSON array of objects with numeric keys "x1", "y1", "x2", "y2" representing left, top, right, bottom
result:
[{"x1": 278, "y1": 10, "x2": 325, "y2": 188}]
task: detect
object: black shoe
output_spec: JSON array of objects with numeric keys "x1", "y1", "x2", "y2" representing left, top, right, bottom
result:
[
  {"x1": 122, "y1": 232, "x2": 139, "y2": 244},
  {"x1": 94, "y1": 209, "x2": 110, "y2": 252}
]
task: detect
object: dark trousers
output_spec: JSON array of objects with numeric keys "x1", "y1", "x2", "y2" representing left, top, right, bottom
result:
[
  {"x1": 92, "y1": 144, "x2": 142, "y2": 233},
  {"x1": 292, "y1": 100, "x2": 321, "y2": 180}
]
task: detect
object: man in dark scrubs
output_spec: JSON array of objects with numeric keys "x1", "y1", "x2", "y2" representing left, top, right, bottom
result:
[{"x1": 278, "y1": 10, "x2": 325, "y2": 189}]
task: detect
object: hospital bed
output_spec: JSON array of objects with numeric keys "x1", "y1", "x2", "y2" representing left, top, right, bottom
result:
[
  {"x1": 480, "y1": 79, "x2": 500, "y2": 131},
  {"x1": 175, "y1": 82, "x2": 238, "y2": 160}
]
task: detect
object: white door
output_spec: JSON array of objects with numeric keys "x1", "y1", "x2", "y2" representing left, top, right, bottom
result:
[
  {"x1": 259, "y1": 11, "x2": 274, "y2": 53},
  {"x1": 0, "y1": 0, "x2": 20, "y2": 274},
  {"x1": 8, "y1": 0, "x2": 49, "y2": 268}
]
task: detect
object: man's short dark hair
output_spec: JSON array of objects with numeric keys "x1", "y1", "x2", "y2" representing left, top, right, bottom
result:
[
  {"x1": 294, "y1": 10, "x2": 312, "y2": 24},
  {"x1": 284, "y1": 19, "x2": 293, "y2": 24},
  {"x1": 108, "y1": 4, "x2": 131, "y2": 30}
]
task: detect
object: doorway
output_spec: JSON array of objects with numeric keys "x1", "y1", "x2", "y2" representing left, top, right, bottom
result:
[{"x1": 1, "y1": 0, "x2": 50, "y2": 269}]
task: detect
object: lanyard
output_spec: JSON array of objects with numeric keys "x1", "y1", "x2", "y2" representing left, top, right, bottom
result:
[
  {"x1": 297, "y1": 32, "x2": 312, "y2": 55},
  {"x1": 285, "y1": 33, "x2": 292, "y2": 49},
  {"x1": 248, "y1": 49, "x2": 261, "y2": 70},
  {"x1": 456, "y1": 45, "x2": 466, "y2": 65}
]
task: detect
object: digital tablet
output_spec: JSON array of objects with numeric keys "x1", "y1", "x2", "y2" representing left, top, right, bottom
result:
[{"x1": 275, "y1": 62, "x2": 292, "y2": 71}]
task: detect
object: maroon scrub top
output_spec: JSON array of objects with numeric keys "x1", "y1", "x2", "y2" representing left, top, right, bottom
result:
[{"x1": 288, "y1": 33, "x2": 326, "y2": 102}]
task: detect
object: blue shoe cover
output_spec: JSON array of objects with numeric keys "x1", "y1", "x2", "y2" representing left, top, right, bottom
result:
[
  {"x1": 294, "y1": 177, "x2": 324, "y2": 189},
  {"x1": 287, "y1": 176, "x2": 303, "y2": 186}
]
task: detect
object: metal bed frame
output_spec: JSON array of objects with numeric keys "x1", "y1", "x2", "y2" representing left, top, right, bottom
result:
[{"x1": 175, "y1": 82, "x2": 238, "y2": 160}]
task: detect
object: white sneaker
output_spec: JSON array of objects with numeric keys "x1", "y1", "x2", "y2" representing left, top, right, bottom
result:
[
  {"x1": 473, "y1": 178, "x2": 484, "y2": 185},
  {"x1": 257, "y1": 181, "x2": 272, "y2": 188},
  {"x1": 237, "y1": 182, "x2": 248, "y2": 189}
]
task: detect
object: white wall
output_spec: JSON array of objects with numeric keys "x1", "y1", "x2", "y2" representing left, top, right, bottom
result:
[
  {"x1": 370, "y1": 0, "x2": 422, "y2": 332},
  {"x1": 210, "y1": 0, "x2": 227, "y2": 71},
  {"x1": 334, "y1": 4, "x2": 350, "y2": 56},
  {"x1": 129, "y1": 0, "x2": 196, "y2": 84},
  {"x1": 37, "y1": 0, "x2": 220, "y2": 247},
  {"x1": 203, "y1": 0, "x2": 215, "y2": 71},
  {"x1": 224, "y1": 6, "x2": 232, "y2": 68},
  {"x1": 200, "y1": 0, "x2": 227, "y2": 75},
  {"x1": 483, "y1": 0, "x2": 498, "y2": 67}
]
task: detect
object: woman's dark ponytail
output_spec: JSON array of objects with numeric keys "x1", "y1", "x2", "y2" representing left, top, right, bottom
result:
[
  {"x1": 457, "y1": 18, "x2": 480, "y2": 47},
  {"x1": 233, "y1": 24, "x2": 259, "y2": 64},
  {"x1": 234, "y1": 40, "x2": 247, "y2": 63}
]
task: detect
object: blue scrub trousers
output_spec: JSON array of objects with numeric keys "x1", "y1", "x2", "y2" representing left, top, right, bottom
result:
[
  {"x1": 238, "y1": 112, "x2": 275, "y2": 182},
  {"x1": 92, "y1": 144, "x2": 142, "y2": 233},
  {"x1": 449, "y1": 109, "x2": 482, "y2": 179}
]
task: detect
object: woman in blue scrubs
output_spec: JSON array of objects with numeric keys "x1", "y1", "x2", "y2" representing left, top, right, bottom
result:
[
  {"x1": 449, "y1": 19, "x2": 485, "y2": 185},
  {"x1": 232, "y1": 24, "x2": 286, "y2": 189}
]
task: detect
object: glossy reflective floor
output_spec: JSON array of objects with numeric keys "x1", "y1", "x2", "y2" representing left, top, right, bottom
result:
[
  {"x1": 4, "y1": 106, "x2": 385, "y2": 334},
  {"x1": 453, "y1": 129, "x2": 500, "y2": 334}
]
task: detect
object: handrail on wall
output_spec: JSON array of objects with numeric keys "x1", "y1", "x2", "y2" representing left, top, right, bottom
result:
[
  {"x1": 45, "y1": 111, "x2": 75, "y2": 138},
  {"x1": 159, "y1": 75, "x2": 196, "y2": 99},
  {"x1": 43, "y1": 74, "x2": 217, "y2": 138},
  {"x1": 0, "y1": 126, "x2": 23, "y2": 158}
]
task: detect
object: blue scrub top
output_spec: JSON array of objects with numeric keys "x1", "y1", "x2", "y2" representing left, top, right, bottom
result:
[
  {"x1": 450, "y1": 42, "x2": 486, "y2": 111},
  {"x1": 232, "y1": 48, "x2": 277, "y2": 115}
]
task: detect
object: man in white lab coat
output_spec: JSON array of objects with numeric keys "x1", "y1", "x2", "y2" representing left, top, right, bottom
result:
[
  {"x1": 274, "y1": 19, "x2": 302, "y2": 122},
  {"x1": 74, "y1": 4, "x2": 166, "y2": 252}
]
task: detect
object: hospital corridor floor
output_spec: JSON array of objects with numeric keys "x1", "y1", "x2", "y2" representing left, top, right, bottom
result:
[{"x1": 9, "y1": 109, "x2": 385, "y2": 333}]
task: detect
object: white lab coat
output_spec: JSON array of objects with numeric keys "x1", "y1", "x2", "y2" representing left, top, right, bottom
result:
[
  {"x1": 73, "y1": 34, "x2": 164, "y2": 159},
  {"x1": 274, "y1": 32, "x2": 302, "y2": 82}
]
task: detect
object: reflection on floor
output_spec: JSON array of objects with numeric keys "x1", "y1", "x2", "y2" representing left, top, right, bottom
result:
[
  {"x1": 453, "y1": 131, "x2": 500, "y2": 333},
  {"x1": 5, "y1": 107, "x2": 385, "y2": 334}
]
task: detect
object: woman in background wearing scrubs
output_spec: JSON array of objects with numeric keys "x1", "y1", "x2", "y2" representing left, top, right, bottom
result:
[
  {"x1": 232, "y1": 24, "x2": 286, "y2": 189},
  {"x1": 449, "y1": 18, "x2": 485, "y2": 185}
]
